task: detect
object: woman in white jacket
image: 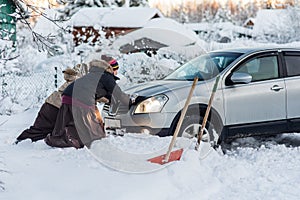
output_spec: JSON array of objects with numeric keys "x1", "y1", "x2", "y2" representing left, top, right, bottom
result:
[{"x1": 15, "y1": 64, "x2": 88, "y2": 143}]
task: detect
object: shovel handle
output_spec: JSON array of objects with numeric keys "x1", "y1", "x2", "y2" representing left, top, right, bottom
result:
[
  {"x1": 195, "y1": 76, "x2": 220, "y2": 151},
  {"x1": 163, "y1": 77, "x2": 198, "y2": 163}
]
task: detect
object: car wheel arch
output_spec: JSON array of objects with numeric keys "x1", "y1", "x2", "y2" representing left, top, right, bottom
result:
[{"x1": 168, "y1": 103, "x2": 224, "y2": 137}]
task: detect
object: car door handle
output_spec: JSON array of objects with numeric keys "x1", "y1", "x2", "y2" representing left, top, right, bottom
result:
[{"x1": 271, "y1": 85, "x2": 284, "y2": 91}]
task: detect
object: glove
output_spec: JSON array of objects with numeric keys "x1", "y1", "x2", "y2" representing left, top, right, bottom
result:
[
  {"x1": 130, "y1": 93, "x2": 139, "y2": 104},
  {"x1": 96, "y1": 97, "x2": 109, "y2": 103}
]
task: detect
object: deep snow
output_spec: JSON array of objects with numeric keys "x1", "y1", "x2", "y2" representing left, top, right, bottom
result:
[{"x1": 1, "y1": 108, "x2": 300, "y2": 200}]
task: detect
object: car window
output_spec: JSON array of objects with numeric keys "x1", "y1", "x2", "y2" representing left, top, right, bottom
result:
[
  {"x1": 235, "y1": 56, "x2": 279, "y2": 82},
  {"x1": 165, "y1": 52, "x2": 242, "y2": 81},
  {"x1": 285, "y1": 55, "x2": 300, "y2": 77}
]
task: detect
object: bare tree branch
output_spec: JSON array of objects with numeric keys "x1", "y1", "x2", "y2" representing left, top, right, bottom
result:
[
  {"x1": 0, "y1": 0, "x2": 73, "y2": 62},
  {"x1": 0, "y1": 54, "x2": 19, "y2": 61}
]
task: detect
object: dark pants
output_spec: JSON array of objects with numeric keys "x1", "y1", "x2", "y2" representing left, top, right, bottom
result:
[
  {"x1": 16, "y1": 103, "x2": 59, "y2": 142},
  {"x1": 45, "y1": 103, "x2": 105, "y2": 148}
]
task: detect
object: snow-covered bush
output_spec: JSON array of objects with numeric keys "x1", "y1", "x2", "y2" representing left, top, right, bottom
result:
[
  {"x1": 254, "y1": 6, "x2": 300, "y2": 44},
  {"x1": 116, "y1": 44, "x2": 206, "y2": 88},
  {"x1": 118, "y1": 53, "x2": 178, "y2": 87}
]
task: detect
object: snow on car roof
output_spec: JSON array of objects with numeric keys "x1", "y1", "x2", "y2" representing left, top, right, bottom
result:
[{"x1": 212, "y1": 46, "x2": 300, "y2": 55}]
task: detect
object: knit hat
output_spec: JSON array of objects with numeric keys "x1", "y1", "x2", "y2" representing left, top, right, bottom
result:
[
  {"x1": 62, "y1": 68, "x2": 77, "y2": 82},
  {"x1": 62, "y1": 68, "x2": 77, "y2": 76},
  {"x1": 109, "y1": 59, "x2": 119, "y2": 71}
]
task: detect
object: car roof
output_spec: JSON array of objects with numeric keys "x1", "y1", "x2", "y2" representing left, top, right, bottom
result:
[{"x1": 211, "y1": 47, "x2": 300, "y2": 55}]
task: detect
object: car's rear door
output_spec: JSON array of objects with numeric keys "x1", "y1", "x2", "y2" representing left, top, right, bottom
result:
[
  {"x1": 223, "y1": 51, "x2": 286, "y2": 126},
  {"x1": 282, "y1": 51, "x2": 300, "y2": 129}
]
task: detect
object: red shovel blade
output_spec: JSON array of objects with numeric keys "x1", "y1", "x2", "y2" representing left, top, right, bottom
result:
[{"x1": 147, "y1": 148, "x2": 183, "y2": 165}]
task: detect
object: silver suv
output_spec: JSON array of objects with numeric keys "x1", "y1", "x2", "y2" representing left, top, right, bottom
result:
[{"x1": 104, "y1": 47, "x2": 300, "y2": 145}]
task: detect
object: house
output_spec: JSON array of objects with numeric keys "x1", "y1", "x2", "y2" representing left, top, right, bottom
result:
[
  {"x1": 69, "y1": 7, "x2": 164, "y2": 46},
  {"x1": 243, "y1": 17, "x2": 255, "y2": 29}
]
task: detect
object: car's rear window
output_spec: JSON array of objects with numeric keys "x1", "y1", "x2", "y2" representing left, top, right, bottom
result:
[{"x1": 285, "y1": 55, "x2": 300, "y2": 77}]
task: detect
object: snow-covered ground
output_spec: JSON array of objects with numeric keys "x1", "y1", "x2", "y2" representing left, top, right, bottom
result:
[{"x1": 1, "y1": 107, "x2": 300, "y2": 199}]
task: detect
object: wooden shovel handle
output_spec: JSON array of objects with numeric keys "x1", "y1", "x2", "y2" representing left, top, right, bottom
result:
[
  {"x1": 163, "y1": 77, "x2": 198, "y2": 162},
  {"x1": 195, "y1": 76, "x2": 220, "y2": 151}
]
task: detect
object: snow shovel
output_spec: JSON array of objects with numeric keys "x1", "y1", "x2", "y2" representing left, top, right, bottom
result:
[
  {"x1": 148, "y1": 77, "x2": 198, "y2": 164},
  {"x1": 195, "y1": 75, "x2": 220, "y2": 151}
]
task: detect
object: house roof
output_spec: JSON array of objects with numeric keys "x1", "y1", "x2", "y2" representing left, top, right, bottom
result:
[
  {"x1": 70, "y1": 7, "x2": 164, "y2": 27},
  {"x1": 243, "y1": 17, "x2": 255, "y2": 26},
  {"x1": 112, "y1": 18, "x2": 199, "y2": 50}
]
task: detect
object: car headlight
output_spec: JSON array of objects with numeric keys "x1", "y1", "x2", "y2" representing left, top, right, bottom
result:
[{"x1": 134, "y1": 94, "x2": 168, "y2": 114}]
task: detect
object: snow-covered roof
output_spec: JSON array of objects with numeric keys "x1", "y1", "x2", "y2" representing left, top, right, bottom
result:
[
  {"x1": 101, "y1": 7, "x2": 164, "y2": 27},
  {"x1": 252, "y1": 9, "x2": 290, "y2": 35},
  {"x1": 69, "y1": 7, "x2": 111, "y2": 27},
  {"x1": 113, "y1": 18, "x2": 199, "y2": 49},
  {"x1": 70, "y1": 7, "x2": 164, "y2": 27}
]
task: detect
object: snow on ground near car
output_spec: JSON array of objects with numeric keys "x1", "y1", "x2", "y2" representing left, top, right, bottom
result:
[{"x1": 1, "y1": 108, "x2": 300, "y2": 199}]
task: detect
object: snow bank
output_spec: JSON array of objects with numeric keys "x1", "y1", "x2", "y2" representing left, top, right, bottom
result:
[{"x1": 1, "y1": 109, "x2": 300, "y2": 199}]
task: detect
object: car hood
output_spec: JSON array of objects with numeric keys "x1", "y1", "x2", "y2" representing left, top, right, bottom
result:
[{"x1": 124, "y1": 80, "x2": 194, "y2": 97}]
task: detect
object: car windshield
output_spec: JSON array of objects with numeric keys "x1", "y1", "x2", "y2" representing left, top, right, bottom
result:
[{"x1": 164, "y1": 52, "x2": 243, "y2": 81}]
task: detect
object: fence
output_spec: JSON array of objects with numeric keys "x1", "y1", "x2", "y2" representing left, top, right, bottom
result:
[{"x1": 0, "y1": 67, "x2": 64, "y2": 115}]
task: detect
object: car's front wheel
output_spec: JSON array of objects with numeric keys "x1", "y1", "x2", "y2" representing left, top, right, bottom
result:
[{"x1": 178, "y1": 115, "x2": 219, "y2": 147}]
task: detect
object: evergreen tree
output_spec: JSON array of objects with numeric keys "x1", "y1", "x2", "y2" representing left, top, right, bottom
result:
[
  {"x1": 129, "y1": 0, "x2": 148, "y2": 7},
  {"x1": 57, "y1": 0, "x2": 149, "y2": 19}
]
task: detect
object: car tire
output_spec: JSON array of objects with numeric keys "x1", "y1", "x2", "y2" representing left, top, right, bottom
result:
[{"x1": 178, "y1": 115, "x2": 219, "y2": 146}]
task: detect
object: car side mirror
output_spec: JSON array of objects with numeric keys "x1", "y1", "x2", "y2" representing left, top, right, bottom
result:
[{"x1": 231, "y1": 72, "x2": 252, "y2": 84}]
